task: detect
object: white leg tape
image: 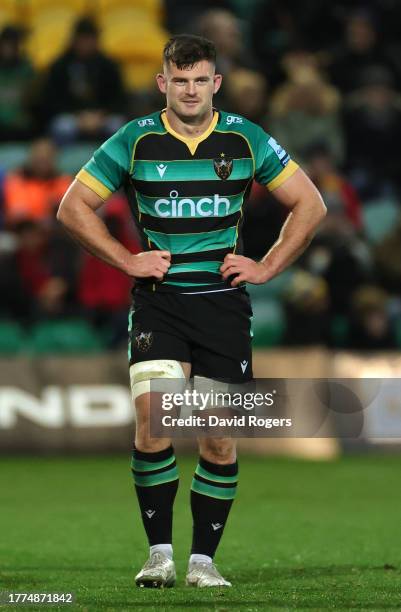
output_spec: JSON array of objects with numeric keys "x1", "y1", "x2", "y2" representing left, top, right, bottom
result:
[
  {"x1": 131, "y1": 380, "x2": 151, "y2": 400},
  {"x1": 129, "y1": 359, "x2": 186, "y2": 401}
]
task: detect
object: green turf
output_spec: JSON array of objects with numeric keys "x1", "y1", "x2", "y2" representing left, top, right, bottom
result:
[{"x1": 1, "y1": 454, "x2": 401, "y2": 611}]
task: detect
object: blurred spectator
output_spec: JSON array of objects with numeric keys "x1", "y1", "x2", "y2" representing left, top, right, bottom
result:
[
  {"x1": 41, "y1": 17, "x2": 126, "y2": 144},
  {"x1": 197, "y1": 9, "x2": 257, "y2": 75},
  {"x1": 328, "y1": 10, "x2": 400, "y2": 94},
  {"x1": 78, "y1": 198, "x2": 140, "y2": 347},
  {"x1": 250, "y1": 0, "x2": 302, "y2": 87},
  {"x1": 164, "y1": 0, "x2": 231, "y2": 34},
  {"x1": 343, "y1": 66, "x2": 401, "y2": 198},
  {"x1": 0, "y1": 25, "x2": 37, "y2": 141},
  {"x1": 374, "y1": 217, "x2": 401, "y2": 294},
  {"x1": 306, "y1": 143, "x2": 362, "y2": 231},
  {"x1": 3, "y1": 139, "x2": 71, "y2": 224},
  {"x1": 301, "y1": 223, "x2": 373, "y2": 318},
  {"x1": 250, "y1": 1, "x2": 343, "y2": 86},
  {"x1": 269, "y1": 52, "x2": 344, "y2": 165},
  {"x1": 347, "y1": 285, "x2": 397, "y2": 350},
  {"x1": 223, "y1": 68, "x2": 268, "y2": 123},
  {"x1": 282, "y1": 269, "x2": 331, "y2": 346},
  {"x1": 0, "y1": 220, "x2": 78, "y2": 321}
]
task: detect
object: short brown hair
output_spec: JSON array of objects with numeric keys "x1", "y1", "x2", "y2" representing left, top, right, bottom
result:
[{"x1": 163, "y1": 34, "x2": 216, "y2": 69}]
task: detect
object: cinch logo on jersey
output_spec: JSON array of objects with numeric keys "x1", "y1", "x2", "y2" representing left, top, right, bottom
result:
[
  {"x1": 154, "y1": 190, "x2": 230, "y2": 218},
  {"x1": 268, "y1": 136, "x2": 290, "y2": 167}
]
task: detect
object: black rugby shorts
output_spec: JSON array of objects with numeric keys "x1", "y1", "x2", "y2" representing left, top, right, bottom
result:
[{"x1": 128, "y1": 287, "x2": 253, "y2": 383}]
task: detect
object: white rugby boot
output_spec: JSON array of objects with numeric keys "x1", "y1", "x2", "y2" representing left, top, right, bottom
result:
[
  {"x1": 185, "y1": 561, "x2": 232, "y2": 587},
  {"x1": 135, "y1": 551, "x2": 176, "y2": 588}
]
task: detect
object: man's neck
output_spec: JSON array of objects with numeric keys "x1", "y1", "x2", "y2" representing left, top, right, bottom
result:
[{"x1": 164, "y1": 107, "x2": 215, "y2": 137}]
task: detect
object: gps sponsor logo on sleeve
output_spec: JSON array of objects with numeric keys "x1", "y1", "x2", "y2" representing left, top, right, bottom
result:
[
  {"x1": 138, "y1": 118, "x2": 155, "y2": 127},
  {"x1": 268, "y1": 136, "x2": 290, "y2": 166},
  {"x1": 226, "y1": 115, "x2": 243, "y2": 125}
]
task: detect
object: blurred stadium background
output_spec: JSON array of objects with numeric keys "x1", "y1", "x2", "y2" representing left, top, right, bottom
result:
[
  {"x1": 1, "y1": 0, "x2": 401, "y2": 453},
  {"x1": 1, "y1": 1, "x2": 401, "y2": 608}
]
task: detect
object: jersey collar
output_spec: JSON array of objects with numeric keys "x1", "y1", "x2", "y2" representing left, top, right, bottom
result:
[{"x1": 161, "y1": 109, "x2": 219, "y2": 155}]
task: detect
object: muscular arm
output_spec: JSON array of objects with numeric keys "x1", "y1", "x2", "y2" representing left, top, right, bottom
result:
[
  {"x1": 221, "y1": 168, "x2": 326, "y2": 286},
  {"x1": 57, "y1": 180, "x2": 171, "y2": 279},
  {"x1": 57, "y1": 179, "x2": 134, "y2": 273},
  {"x1": 260, "y1": 167, "x2": 327, "y2": 281}
]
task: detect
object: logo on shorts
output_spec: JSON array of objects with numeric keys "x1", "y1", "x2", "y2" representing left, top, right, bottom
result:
[
  {"x1": 134, "y1": 331, "x2": 153, "y2": 352},
  {"x1": 240, "y1": 360, "x2": 248, "y2": 374},
  {"x1": 213, "y1": 153, "x2": 233, "y2": 180}
]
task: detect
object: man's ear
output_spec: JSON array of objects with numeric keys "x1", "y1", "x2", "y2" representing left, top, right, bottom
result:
[
  {"x1": 213, "y1": 73, "x2": 223, "y2": 94},
  {"x1": 156, "y1": 73, "x2": 167, "y2": 94}
]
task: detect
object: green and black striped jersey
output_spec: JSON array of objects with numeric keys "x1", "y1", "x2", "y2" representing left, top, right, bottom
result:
[{"x1": 76, "y1": 109, "x2": 299, "y2": 292}]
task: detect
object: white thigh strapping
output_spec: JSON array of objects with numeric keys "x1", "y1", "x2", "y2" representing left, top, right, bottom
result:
[{"x1": 129, "y1": 359, "x2": 186, "y2": 401}]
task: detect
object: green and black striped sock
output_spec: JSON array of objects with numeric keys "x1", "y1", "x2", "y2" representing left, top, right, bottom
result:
[
  {"x1": 190, "y1": 457, "x2": 238, "y2": 558},
  {"x1": 131, "y1": 446, "x2": 179, "y2": 546}
]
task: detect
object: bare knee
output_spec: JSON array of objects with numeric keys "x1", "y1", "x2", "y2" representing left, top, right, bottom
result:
[
  {"x1": 199, "y1": 438, "x2": 236, "y2": 464},
  {"x1": 134, "y1": 392, "x2": 171, "y2": 453},
  {"x1": 129, "y1": 359, "x2": 190, "y2": 453}
]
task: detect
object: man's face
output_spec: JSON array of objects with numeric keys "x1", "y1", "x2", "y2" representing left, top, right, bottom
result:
[{"x1": 156, "y1": 60, "x2": 222, "y2": 122}]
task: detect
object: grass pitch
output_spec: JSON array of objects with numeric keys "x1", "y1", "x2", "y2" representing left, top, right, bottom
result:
[{"x1": 1, "y1": 454, "x2": 401, "y2": 611}]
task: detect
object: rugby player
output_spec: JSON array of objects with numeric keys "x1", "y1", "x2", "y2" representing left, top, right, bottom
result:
[{"x1": 57, "y1": 34, "x2": 326, "y2": 588}]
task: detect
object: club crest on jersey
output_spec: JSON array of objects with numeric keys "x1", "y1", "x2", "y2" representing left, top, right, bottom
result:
[
  {"x1": 213, "y1": 153, "x2": 233, "y2": 180},
  {"x1": 134, "y1": 331, "x2": 153, "y2": 352}
]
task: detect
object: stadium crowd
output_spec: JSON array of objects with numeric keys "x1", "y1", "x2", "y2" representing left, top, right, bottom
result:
[{"x1": 1, "y1": 0, "x2": 401, "y2": 351}]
